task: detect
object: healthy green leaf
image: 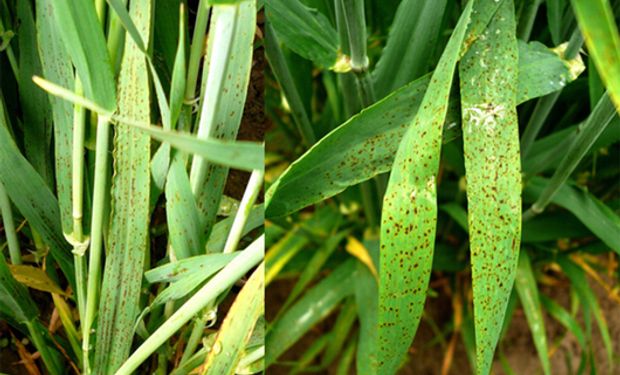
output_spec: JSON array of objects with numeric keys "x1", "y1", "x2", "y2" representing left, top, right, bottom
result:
[
  {"x1": 0, "y1": 253, "x2": 37, "y2": 323},
  {"x1": 523, "y1": 177, "x2": 620, "y2": 253},
  {"x1": 265, "y1": 259, "x2": 356, "y2": 366},
  {"x1": 0, "y1": 98, "x2": 74, "y2": 288},
  {"x1": 514, "y1": 251, "x2": 551, "y2": 375},
  {"x1": 372, "y1": 0, "x2": 447, "y2": 99},
  {"x1": 570, "y1": 0, "x2": 620, "y2": 112},
  {"x1": 145, "y1": 253, "x2": 238, "y2": 284},
  {"x1": 265, "y1": 0, "x2": 340, "y2": 69},
  {"x1": 459, "y1": 1, "x2": 521, "y2": 373}
]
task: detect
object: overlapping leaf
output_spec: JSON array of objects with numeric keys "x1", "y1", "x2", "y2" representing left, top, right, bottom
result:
[{"x1": 265, "y1": 39, "x2": 580, "y2": 218}]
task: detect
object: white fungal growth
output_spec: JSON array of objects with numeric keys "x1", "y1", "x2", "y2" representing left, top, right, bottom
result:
[
  {"x1": 410, "y1": 188, "x2": 417, "y2": 200},
  {"x1": 464, "y1": 103, "x2": 506, "y2": 134},
  {"x1": 426, "y1": 175, "x2": 435, "y2": 191},
  {"x1": 480, "y1": 59, "x2": 487, "y2": 68}
]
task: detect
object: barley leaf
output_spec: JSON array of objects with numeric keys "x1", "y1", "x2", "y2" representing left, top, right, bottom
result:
[
  {"x1": 0, "y1": 98, "x2": 74, "y2": 287},
  {"x1": 265, "y1": 39, "x2": 577, "y2": 218},
  {"x1": 35, "y1": 0, "x2": 74, "y2": 235},
  {"x1": 265, "y1": 0, "x2": 339, "y2": 69},
  {"x1": 524, "y1": 177, "x2": 620, "y2": 253},
  {"x1": 94, "y1": 0, "x2": 152, "y2": 371},
  {"x1": 166, "y1": 152, "x2": 204, "y2": 259},
  {"x1": 48, "y1": 0, "x2": 116, "y2": 110},
  {"x1": 377, "y1": 2, "x2": 475, "y2": 372},
  {"x1": 372, "y1": 0, "x2": 448, "y2": 99},
  {"x1": 570, "y1": 0, "x2": 620, "y2": 112},
  {"x1": 17, "y1": 0, "x2": 54, "y2": 187},
  {"x1": 515, "y1": 251, "x2": 551, "y2": 375},
  {"x1": 203, "y1": 263, "x2": 264, "y2": 374},
  {"x1": 459, "y1": 1, "x2": 521, "y2": 373},
  {"x1": 191, "y1": 0, "x2": 256, "y2": 237},
  {"x1": 265, "y1": 259, "x2": 356, "y2": 366}
]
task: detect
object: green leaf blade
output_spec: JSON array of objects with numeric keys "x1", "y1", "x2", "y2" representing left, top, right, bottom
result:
[
  {"x1": 378, "y1": 2, "x2": 474, "y2": 372},
  {"x1": 94, "y1": 1, "x2": 152, "y2": 371},
  {"x1": 458, "y1": 2, "x2": 522, "y2": 373}
]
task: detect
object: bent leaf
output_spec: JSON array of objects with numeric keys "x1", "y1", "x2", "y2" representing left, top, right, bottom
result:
[{"x1": 265, "y1": 39, "x2": 579, "y2": 218}]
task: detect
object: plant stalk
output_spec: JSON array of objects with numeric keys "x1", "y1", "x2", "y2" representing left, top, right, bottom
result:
[
  {"x1": 189, "y1": 4, "x2": 238, "y2": 193},
  {"x1": 523, "y1": 93, "x2": 616, "y2": 221},
  {"x1": 116, "y1": 236, "x2": 264, "y2": 375},
  {"x1": 82, "y1": 115, "x2": 112, "y2": 374},
  {"x1": 185, "y1": 0, "x2": 211, "y2": 102}
]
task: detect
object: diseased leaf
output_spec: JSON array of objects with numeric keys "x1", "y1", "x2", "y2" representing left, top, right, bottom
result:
[
  {"x1": 17, "y1": 0, "x2": 54, "y2": 188},
  {"x1": 35, "y1": 0, "x2": 74, "y2": 234},
  {"x1": 378, "y1": 2, "x2": 477, "y2": 372},
  {"x1": 458, "y1": 1, "x2": 521, "y2": 373},
  {"x1": 0, "y1": 98, "x2": 74, "y2": 288},
  {"x1": 265, "y1": 38, "x2": 579, "y2": 218},
  {"x1": 94, "y1": 1, "x2": 152, "y2": 371},
  {"x1": 9, "y1": 265, "x2": 67, "y2": 296},
  {"x1": 48, "y1": 0, "x2": 116, "y2": 110}
]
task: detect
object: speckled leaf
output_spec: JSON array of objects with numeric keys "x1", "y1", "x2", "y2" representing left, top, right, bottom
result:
[
  {"x1": 377, "y1": 2, "x2": 475, "y2": 372},
  {"x1": 93, "y1": 0, "x2": 152, "y2": 372},
  {"x1": 265, "y1": 0, "x2": 339, "y2": 69},
  {"x1": 0, "y1": 102, "x2": 74, "y2": 288},
  {"x1": 48, "y1": 0, "x2": 116, "y2": 111},
  {"x1": 265, "y1": 39, "x2": 576, "y2": 218},
  {"x1": 570, "y1": 0, "x2": 620, "y2": 112},
  {"x1": 144, "y1": 253, "x2": 238, "y2": 284},
  {"x1": 459, "y1": 1, "x2": 521, "y2": 374},
  {"x1": 35, "y1": 0, "x2": 74, "y2": 235},
  {"x1": 191, "y1": 0, "x2": 256, "y2": 237},
  {"x1": 17, "y1": 0, "x2": 54, "y2": 188},
  {"x1": 203, "y1": 263, "x2": 264, "y2": 375}
]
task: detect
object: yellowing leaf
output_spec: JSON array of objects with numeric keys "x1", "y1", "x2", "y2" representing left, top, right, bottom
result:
[
  {"x1": 9, "y1": 265, "x2": 67, "y2": 296},
  {"x1": 345, "y1": 236, "x2": 377, "y2": 278}
]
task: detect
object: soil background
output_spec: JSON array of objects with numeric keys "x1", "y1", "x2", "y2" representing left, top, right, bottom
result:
[{"x1": 266, "y1": 269, "x2": 620, "y2": 374}]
